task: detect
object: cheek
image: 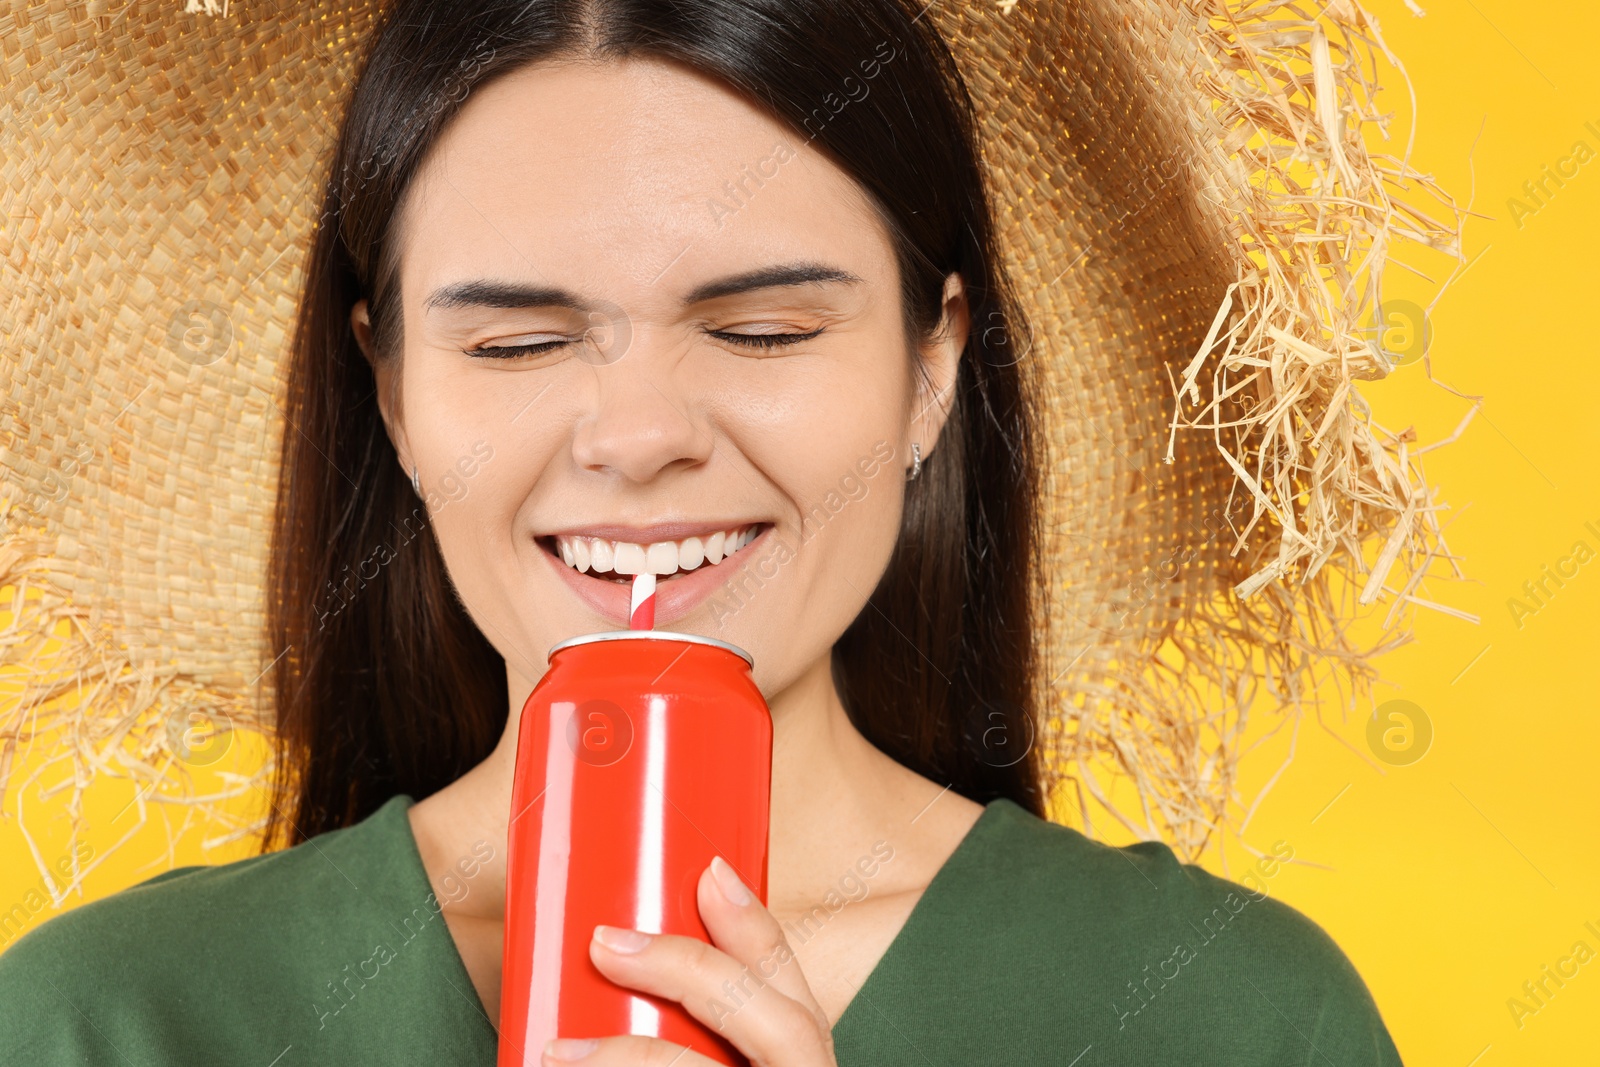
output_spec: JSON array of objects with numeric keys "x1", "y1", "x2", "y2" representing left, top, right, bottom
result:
[
  {"x1": 703, "y1": 321, "x2": 911, "y2": 468},
  {"x1": 797, "y1": 446, "x2": 905, "y2": 569},
  {"x1": 754, "y1": 432, "x2": 906, "y2": 689},
  {"x1": 711, "y1": 354, "x2": 906, "y2": 523},
  {"x1": 403, "y1": 349, "x2": 581, "y2": 504},
  {"x1": 400, "y1": 361, "x2": 572, "y2": 594},
  {"x1": 413, "y1": 412, "x2": 577, "y2": 680},
  {"x1": 706, "y1": 351, "x2": 911, "y2": 648}
]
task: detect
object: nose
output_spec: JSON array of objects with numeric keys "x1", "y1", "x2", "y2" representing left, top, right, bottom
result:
[{"x1": 568, "y1": 331, "x2": 715, "y2": 483}]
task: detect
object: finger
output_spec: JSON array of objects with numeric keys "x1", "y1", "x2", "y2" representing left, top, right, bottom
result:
[
  {"x1": 696, "y1": 857, "x2": 824, "y2": 1019},
  {"x1": 587, "y1": 921, "x2": 831, "y2": 1066},
  {"x1": 540, "y1": 1034, "x2": 720, "y2": 1067}
]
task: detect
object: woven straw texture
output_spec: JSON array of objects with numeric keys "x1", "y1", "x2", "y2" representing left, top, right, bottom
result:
[{"x1": 1, "y1": 0, "x2": 1467, "y2": 895}]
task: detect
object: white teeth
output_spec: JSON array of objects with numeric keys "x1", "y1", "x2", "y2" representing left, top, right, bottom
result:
[
  {"x1": 613, "y1": 542, "x2": 646, "y2": 575},
  {"x1": 646, "y1": 541, "x2": 678, "y2": 575},
  {"x1": 553, "y1": 524, "x2": 760, "y2": 579},
  {"x1": 679, "y1": 536, "x2": 704, "y2": 570}
]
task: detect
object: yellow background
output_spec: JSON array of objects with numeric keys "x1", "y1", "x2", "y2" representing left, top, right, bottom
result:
[{"x1": 3, "y1": 1, "x2": 1597, "y2": 1062}]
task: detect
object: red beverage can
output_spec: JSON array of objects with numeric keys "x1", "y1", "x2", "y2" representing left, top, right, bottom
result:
[{"x1": 498, "y1": 631, "x2": 772, "y2": 1067}]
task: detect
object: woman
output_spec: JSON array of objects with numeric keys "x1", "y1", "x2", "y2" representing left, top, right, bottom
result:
[{"x1": 0, "y1": 0, "x2": 1403, "y2": 1064}]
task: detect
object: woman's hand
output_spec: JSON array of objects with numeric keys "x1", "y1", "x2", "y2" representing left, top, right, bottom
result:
[{"x1": 539, "y1": 856, "x2": 838, "y2": 1067}]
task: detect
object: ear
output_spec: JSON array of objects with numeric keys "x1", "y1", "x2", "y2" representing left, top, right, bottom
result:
[
  {"x1": 352, "y1": 299, "x2": 414, "y2": 476},
  {"x1": 909, "y1": 272, "x2": 969, "y2": 461}
]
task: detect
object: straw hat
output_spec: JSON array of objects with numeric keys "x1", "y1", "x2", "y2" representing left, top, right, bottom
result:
[{"x1": 1, "y1": 0, "x2": 1469, "y2": 894}]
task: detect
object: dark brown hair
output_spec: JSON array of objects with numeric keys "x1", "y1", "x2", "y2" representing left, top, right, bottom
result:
[{"x1": 264, "y1": 0, "x2": 1044, "y2": 851}]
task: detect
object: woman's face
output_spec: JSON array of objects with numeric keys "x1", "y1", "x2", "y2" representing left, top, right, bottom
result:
[{"x1": 359, "y1": 57, "x2": 965, "y2": 695}]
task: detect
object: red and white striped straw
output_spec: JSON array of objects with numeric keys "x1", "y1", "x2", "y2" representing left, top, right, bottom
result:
[{"x1": 629, "y1": 572, "x2": 657, "y2": 631}]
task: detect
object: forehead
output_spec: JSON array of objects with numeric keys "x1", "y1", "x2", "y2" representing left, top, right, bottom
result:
[{"x1": 394, "y1": 57, "x2": 891, "y2": 302}]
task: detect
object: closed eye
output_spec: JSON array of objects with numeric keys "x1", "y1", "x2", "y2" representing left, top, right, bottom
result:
[
  {"x1": 465, "y1": 326, "x2": 827, "y2": 359},
  {"x1": 463, "y1": 336, "x2": 570, "y2": 360},
  {"x1": 710, "y1": 326, "x2": 826, "y2": 350}
]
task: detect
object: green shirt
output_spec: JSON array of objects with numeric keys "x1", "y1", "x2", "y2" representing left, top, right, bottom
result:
[{"x1": 0, "y1": 794, "x2": 1401, "y2": 1065}]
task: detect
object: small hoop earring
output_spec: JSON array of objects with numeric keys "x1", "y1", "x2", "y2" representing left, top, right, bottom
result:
[
  {"x1": 907, "y1": 443, "x2": 922, "y2": 483},
  {"x1": 410, "y1": 465, "x2": 423, "y2": 499}
]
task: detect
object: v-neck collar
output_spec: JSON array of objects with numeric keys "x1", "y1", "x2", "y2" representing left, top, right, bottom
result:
[
  {"x1": 386, "y1": 795, "x2": 500, "y2": 1032},
  {"x1": 830, "y1": 796, "x2": 1017, "y2": 1036},
  {"x1": 391, "y1": 792, "x2": 1020, "y2": 1047}
]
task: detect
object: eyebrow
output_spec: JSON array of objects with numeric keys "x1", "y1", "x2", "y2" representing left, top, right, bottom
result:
[
  {"x1": 424, "y1": 280, "x2": 585, "y2": 313},
  {"x1": 681, "y1": 262, "x2": 862, "y2": 303},
  {"x1": 422, "y1": 262, "x2": 861, "y2": 314}
]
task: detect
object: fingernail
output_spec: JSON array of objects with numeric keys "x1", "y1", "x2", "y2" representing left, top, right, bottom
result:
[
  {"x1": 711, "y1": 855, "x2": 753, "y2": 906},
  {"x1": 544, "y1": 1037, "x2": 599, "y2": 1061},
  {"x1": 593, "y1": 924, "x2": 652, "y2": 953}
]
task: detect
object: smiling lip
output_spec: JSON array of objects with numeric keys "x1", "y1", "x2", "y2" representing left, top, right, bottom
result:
[
  {"x1": 543, "y1": 521, "x2": 758, "y2": 543},
  {"x1": 538, "y1": 522, "x2": 772, "y2": 626}
]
